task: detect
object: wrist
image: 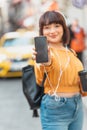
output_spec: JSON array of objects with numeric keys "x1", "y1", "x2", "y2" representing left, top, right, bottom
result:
[{"x1": 42, "y1": 57, "x2": 52, "y2": 66}]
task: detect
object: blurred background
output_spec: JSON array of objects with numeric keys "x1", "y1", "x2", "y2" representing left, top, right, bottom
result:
[{"x1": 0, "y1": 0, "x2": 87, "y2": 130}]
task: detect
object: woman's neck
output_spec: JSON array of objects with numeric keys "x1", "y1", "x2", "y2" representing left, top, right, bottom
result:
[{"x1": 48, "y1": 42, "x2": 64, "y2": 49}]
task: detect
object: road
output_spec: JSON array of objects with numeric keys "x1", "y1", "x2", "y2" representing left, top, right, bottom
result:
[
  {"x1": 0, "y1": 78, "x2": 41, "y2": 130},
  {"x1": 0, "y1": 78, "x2": 87, "y2": 130}
]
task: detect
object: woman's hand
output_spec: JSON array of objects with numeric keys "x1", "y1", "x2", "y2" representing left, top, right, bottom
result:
[
  {"x1": 32, "y1": 46, "x2": 52, "y2": 66},
  {"x1": 79, "y1": 81, "x2": 87, "y2": 96},
  {"x1": 32, "y1": 47, "x2": 37, "y2": 61}
]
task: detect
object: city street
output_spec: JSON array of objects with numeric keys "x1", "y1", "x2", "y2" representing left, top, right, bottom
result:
[
  {"x1": 0, "y1": 78, "x2": 87, "y2": 130},
  {"x1": 0, "y1": 78, "x2": 41, "y2": 130},
  {"x1": 0, "y1": 0, "x2": 87, "y2": 129}
]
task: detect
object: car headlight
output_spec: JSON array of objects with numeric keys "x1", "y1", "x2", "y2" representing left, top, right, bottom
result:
[{"x1": 0, "y1": 54, "x2": 7, "y2": 62}]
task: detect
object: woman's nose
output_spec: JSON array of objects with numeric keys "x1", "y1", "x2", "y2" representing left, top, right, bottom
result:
[{"x1": 49, "y1": 27, "x2": 55, "y2": 33}]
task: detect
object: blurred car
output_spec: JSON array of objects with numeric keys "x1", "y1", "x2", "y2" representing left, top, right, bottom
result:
[{"x1": 0, "y1": 30, "x2": 38, "y2": 78}]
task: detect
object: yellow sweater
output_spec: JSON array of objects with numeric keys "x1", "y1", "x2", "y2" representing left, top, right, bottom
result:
[{"x1": 34, "y1": 47, "x2": 84, "y2": 94}]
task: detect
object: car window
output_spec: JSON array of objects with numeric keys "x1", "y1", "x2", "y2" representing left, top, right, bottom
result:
[{"x1": 3, "y1": 37, "x2": 34, "y2": 47}]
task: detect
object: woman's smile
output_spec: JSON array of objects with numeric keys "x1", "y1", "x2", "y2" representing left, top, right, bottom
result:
[{"x1": 43, "y1": 23, "x2": 63, "y2": 44}]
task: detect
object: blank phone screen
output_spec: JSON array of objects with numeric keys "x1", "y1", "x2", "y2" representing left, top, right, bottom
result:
[{"x1": 34, "y1": 36, "x2": 48, "y2": 63}]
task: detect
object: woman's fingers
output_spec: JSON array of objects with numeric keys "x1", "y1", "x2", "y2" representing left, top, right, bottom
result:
[{"x1": 32, "y1": 47, "x2": 37, "y2": 60}]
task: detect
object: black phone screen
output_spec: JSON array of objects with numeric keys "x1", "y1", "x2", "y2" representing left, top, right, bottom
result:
[{"x1": 34, "y1": 36, "x2": 48, "y2": 63}]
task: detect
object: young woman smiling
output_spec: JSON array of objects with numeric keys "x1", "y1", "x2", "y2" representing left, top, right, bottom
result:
[{"x1": 32, "y1": 11, "x2": 87, "y2": 130}]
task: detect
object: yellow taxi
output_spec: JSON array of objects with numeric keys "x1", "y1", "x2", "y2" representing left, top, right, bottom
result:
[{"x1": 0, "y1": 30, "x2": 38, "y2": 78}]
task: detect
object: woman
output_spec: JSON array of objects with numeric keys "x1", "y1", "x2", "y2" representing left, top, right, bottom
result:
[{"x1": 32, "y1": 11, "x2": 87, "y2": 130}]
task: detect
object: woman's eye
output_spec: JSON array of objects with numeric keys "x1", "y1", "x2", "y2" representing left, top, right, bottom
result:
[
  {"x1": 44, "y1": 26, "x2": 49, "y2": 29},
  {"x1": 55, "y1": 24, "x2": 60, "y2": 27}
]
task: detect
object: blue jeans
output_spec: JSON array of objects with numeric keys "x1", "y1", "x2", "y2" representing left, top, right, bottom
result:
[{"x1": 40, "y1": 94, "x2": 83, "y2": 130}]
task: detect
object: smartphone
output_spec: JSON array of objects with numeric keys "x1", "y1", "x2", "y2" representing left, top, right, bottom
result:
[{"x1": 34, "y1": 36, "x2": 48, "y2": 63}]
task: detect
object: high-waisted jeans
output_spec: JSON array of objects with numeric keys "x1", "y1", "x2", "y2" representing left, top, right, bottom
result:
[{"x1": 40, "y1": 94, "x2": 83, "y2": 130}]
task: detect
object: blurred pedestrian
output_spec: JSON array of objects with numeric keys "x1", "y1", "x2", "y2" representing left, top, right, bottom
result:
[
  {"x1": 72, "y1": 0, "x2": 86, "y2": 9},
  {"x1": 70, "y1": 19, "x2": 86, "y2": 62},
  {"x1": 40, "y1": 0, "x2": 59, "y2": 15},
  {"x1": 48, "y1": 0, "x2": 59, "y2": 11},
  {"x1": 32, "y1": 11, "x2": 87, "y2": 130},
  {"x1": 8, "y1": 0, "x2": 24, "y2": 31},
  {"x1": 8, "y1": 0, "x2": 36, "y2": 32},
  {"x1": 0, "y1": 8, "x2": 3, "y2": 37},
  {"x1": 68, "y1": 24, "x2": 75, "y2": 48}
]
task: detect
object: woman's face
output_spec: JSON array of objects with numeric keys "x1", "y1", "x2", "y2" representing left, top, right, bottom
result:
[{"x1": 43, "y1": 23, "x2": 64, "y2": 44}]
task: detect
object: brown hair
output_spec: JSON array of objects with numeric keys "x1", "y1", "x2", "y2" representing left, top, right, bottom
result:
[{"x1": 39, "y1": 11, "x2": 70, "y2": 45}]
